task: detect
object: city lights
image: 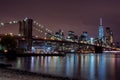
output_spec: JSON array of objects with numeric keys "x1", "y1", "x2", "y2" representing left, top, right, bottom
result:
[
  {"x1": 0, "y1": 18, "x2": 118, "y2": 54},
  {"x1": 0, "y1": 23, "x2": 4, "y2": 26}
]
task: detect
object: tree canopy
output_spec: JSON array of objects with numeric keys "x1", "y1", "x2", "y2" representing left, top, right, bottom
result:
[{"x1": 0, "y1": 35, "x2": 17, "y2": 50}]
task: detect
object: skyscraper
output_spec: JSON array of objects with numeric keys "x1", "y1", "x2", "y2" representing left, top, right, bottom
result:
[
  {"x1": 66, "y1": 31, "x2": 75, "y2": 41},
  {"x1": 105, "y1": 27, "x2": 113, "y2": 46},
  {"x1": 83, "y1": 31, "x2": 88, "y2": 41},
  {"x1": 98, "y1": 17, "x2": 104, "y2": 41}
]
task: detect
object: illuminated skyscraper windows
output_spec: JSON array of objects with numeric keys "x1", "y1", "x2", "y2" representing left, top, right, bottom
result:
[{"x1": 98, "y1": 18, "x2": 104, "y2": 41}]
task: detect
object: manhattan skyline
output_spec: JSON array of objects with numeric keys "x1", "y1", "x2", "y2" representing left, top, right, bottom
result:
[{"x1": 0, "y1": 0, "x2": 120, "y2": 42}]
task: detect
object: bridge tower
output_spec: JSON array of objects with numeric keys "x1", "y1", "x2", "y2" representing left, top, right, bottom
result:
[{"x1": 19, "y1": 18, "x2": 33, "y2": 51}]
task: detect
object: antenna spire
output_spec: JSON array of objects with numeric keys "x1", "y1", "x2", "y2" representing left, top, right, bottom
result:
[{"x1": 100, "y1": 17, "x2": 102, "y2": 26}]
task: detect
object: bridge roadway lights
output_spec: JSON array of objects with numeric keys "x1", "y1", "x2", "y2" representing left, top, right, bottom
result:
[{"x1": 94, "y1": 46, "x2": 103, "y2": 53}]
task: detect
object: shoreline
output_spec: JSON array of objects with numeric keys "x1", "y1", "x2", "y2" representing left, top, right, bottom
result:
[
  {"x1": 0, "y1": 53, "x2": 66, "y2": 57},
  {"x1": 0, "y1": 68, "x2": 57, "y2": 80},
  {"x1": 0, "y1": 67, "x2": 79, "y2": 80}
]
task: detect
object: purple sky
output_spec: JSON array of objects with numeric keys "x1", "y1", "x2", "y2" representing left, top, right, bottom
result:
[{"x1": 0, "y1": 0, "x2": 120, "y2": 42}]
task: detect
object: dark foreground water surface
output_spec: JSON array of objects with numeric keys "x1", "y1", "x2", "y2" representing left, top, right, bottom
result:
[{"x1": 1, "y1": 53, "x2": 120, "y2": 80}]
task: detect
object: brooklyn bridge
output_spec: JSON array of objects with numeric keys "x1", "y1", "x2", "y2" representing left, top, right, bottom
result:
[{"x1": 0, "y1": 18, "x2": 117, "y2": 54}]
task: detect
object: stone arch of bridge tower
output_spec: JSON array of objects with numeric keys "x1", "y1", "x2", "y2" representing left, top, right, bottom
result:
[{"x1": 18, "y1": 18, "x2": 33, "y2": 51}]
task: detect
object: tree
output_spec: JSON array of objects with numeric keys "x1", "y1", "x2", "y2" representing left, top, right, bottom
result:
[{"x1": 0, "y1": 35, "x2": 17, "y2": 52}]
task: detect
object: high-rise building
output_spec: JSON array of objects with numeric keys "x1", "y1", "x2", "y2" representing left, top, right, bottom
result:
[
  {"x1": 110, "y1": 31, "x2": 113, "y2": 44},
  {"x1": 105, "y1": 27, "x2": 113, "y2": 46},
  {"x1": 98, "y1": 18, "x2": 104, "y2": 41},
  {"x1": 59, "y1": 29, "x2": 64, "y2": 39},
  {"x1": 54, "y1": 29, "x2": 64, "y2": 40},
  {"x1": 82, "y1": 31, "x2": 88, "y2": 41},
  {"x1": 66, "y1": 31, "x2": 75, "y2": 41},
  {"x1": 90, "y1": 37, "x2": 94, "y2": 45},
  {"x1": 106, "y1": 27, "x2": 110, "y2": 44}
]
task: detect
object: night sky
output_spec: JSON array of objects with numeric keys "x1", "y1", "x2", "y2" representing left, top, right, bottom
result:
[{"x1": 0, "y1": 0, "x2": 120, "y2": 42}]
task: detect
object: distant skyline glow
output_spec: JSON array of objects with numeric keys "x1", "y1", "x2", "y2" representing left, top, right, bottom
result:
[{"x1": 0, "y1": 0, "x2": 120, "y2": 42}]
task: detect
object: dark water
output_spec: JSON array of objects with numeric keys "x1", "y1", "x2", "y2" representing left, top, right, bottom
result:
[{"x1": 1, "y1": 53, "x2": 120, "y2": 80}]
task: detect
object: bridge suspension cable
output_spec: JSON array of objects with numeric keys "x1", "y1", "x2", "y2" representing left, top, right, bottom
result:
[
  {"x1": 33, "y1": 21, "x2": 52, "y2": 33},
  {"x1": 0, "y1": 18, "x2": 54, "y2": 38},
  {"x1": 33, "y1": 20, "x2": 54, "y2": 38},
  {"x1": 0, "y1": 20, "x2": 18, "y2": 27}
]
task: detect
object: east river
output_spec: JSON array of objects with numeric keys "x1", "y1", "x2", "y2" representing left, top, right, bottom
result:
[{"x1": 0, "y1": 53, "x2": 120, "y2": 80}]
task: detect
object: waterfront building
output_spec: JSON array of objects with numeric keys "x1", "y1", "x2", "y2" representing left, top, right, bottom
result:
[
  {"x1": 74, "y1": 35, "x2": 79, "y2": 42},
  {"x1": 90, "y1": 37, "x2": 94, "y2": 45},
  {"x1": 82, "y1": 31, "x2": 88, "y2": 41},
  {"x1": 55, "y1": 32, "x2": 60, "y2": 40},
  {"x1": 79, "y1": 31, "x2": 88, "y2": 43},
  {"x1": 105, "y1": 27, "x2": 114, "y2": 46},
  {"x1": 115, "y1": 42, "x2": 120, "y2": 48},
  {"x1": 46, "y1": 32, "x2": 52, "y2": 39},
  {"x1": 66, "y1": 31, "x2": 75, "y2": 41},
  {"x1": 79, "y1": 34, "x2": 85, "y2": 41},
  {"x1": 54, "y1": 29, "x2": 64, "y2": 40},
  {"x1": 59, "y1": 29, "x2": 64, "y2": 39}
]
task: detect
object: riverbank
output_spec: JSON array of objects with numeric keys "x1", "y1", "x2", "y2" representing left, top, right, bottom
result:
[
  {"x1": 0, "y1": 52, "x2": 66, "y2": 57},
  {"x1": 0, "y1": 68, "x2": 55, "y2": 80},
  {"x1": 0, "y1": 68, "x2": 78, "y2": 80},
  {"x1": 0, "y1": 68, "x2": 64, "y2": 80}
]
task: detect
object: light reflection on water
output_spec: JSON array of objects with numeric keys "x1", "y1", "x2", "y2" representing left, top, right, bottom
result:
[{"x1": 1, "y1": 53, "x2": 120, "y2": 80}]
